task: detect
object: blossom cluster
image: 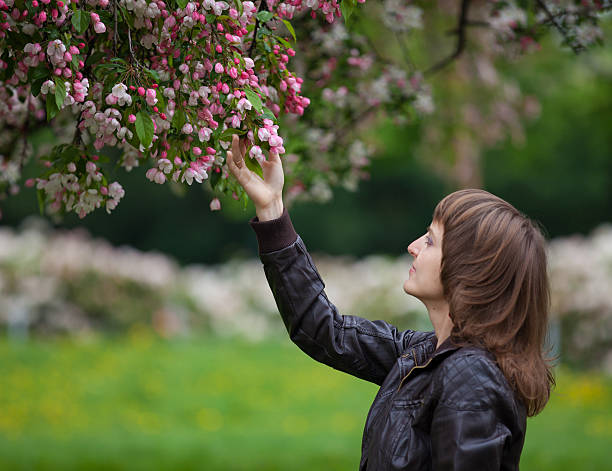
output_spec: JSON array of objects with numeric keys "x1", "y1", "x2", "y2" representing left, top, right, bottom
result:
[
  {"x1": 0, "y1": 0, "x2": 345, "y2": 217},
  {"x1": 0, "y1": 0, "x2": 608, "y2": 218},
  {"x1": 33, "y1": 157, "x2": 125, "y2": 217}
]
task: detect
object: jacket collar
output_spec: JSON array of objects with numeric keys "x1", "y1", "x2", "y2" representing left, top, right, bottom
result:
[{"x1": 432, "y1": 335, "x2": 461, "y2": 359}]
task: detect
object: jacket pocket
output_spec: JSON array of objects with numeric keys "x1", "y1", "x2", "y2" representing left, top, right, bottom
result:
[{"x1": 387, "y1": 398, "x2": 426, "y2": 458}]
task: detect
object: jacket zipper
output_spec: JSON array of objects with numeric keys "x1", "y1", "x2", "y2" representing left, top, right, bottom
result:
[{"x1": 397, "y1": 348, "x2": 433, "y2": 392}]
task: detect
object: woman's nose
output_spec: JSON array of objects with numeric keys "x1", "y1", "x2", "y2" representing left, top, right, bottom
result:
[{"x1": 407, "y1": 242, "x2": 418, "y2": 258}]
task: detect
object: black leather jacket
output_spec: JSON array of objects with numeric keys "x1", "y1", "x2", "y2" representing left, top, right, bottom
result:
[{"x1": 251, "y1": 210, "x2": 527, "y2": 470}]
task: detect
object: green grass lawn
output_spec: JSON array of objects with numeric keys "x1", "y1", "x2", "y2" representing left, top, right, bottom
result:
[{"x1": 0, "y1": 328, "x2": 611, "y2": 470}]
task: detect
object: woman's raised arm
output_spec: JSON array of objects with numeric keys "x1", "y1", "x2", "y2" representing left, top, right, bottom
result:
[{"x1": 227, "y1": 136, "x2": 431, "y2": 384}]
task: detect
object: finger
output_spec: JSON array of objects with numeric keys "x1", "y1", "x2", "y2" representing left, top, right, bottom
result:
[
  {"x1": 262, "y1": 151, "x2": 281, "y2": 169},
  {"x1": 268, "y1": 151, "x2": 281, "y2": 164},
  {"x1": 227, "y1": 150, "x2": 243, "y2": 174},
  {"x1": 229, "y1": 147, "x2": 244, "y2": 169},
  {"x1": 231, "y1": 135, "x2": 242, "y2": 165}
]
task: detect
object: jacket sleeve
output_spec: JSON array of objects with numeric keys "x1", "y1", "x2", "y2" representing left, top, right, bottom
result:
[
  {"x1": 251, "y1": 209, "x2": 432, "y2": 385},
  {"x1": 430, "y1": 352, "x2": 515, "y2": 470}
]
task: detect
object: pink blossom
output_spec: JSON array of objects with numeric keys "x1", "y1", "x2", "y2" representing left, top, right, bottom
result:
[
  {"x1": 257, "y1": 127, "x2": 271, "y2": 141},
  {"x1": 93, "y1": 21, "x2": 106, "y2": 34},
  {"x1": 269, "y1": 134, "x2": 283, "y2": 147},
  {"x1": 249, "y1": 145, "x2": 264, "y2": 162},
  {"x1": 105, "y1": 94, "x2": 118, "y2": 105},
  {"x1": 146, "y1": 167, "x2": 165, "y2": 184},
  {"x1": 108, "y1": 182, "x2": 125, "y2": 200},
  {"x1": 198, "y1": 127, "x2": 212, "y2": 142},
  {"x1": 210, "y1": 197, "x2": 221, "y2": 211},
  {"x1": 146, "y1": 88, "x2": 158, "y2": 106}
]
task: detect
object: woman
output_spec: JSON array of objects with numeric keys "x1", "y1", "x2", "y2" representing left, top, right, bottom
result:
[{"x1": 227, "y1": 135, "x2": 555, "y2": 470}]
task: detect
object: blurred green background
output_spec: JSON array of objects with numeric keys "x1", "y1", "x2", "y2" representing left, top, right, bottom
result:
[
  {"x1": 0, "y1": 333, "x2": 611, "y2": 470},
  {"x1": 1, "y1": 12, "x2": 612, "y2": 471}
]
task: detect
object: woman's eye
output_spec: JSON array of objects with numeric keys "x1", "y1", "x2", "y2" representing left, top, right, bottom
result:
[{"x1": 425, "y1": 236, "x2": 433, "y2": 246}]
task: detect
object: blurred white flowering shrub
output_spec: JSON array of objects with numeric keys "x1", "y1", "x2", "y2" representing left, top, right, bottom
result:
[
  {"x1": 548, "y1": 224, "x2": 612, "y2": 372},
  {"x1": 1, "y1": 219, "x2": 611, "y2": 371}
]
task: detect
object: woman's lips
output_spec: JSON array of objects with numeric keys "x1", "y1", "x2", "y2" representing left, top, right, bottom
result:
[{"x1": 410, "y1": 266, "x2": 416, "y2": 274}]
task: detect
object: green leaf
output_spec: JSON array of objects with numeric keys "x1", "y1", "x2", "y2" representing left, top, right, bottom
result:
[
  {"x1": 256, "y1": 11, "x2": 274, "y2": 22},
  {"x1": 5, "y1": 31, "x2": 29, "y2": 50},
  {"x1": 37, "y1": 189, "x2": 46, "y2": 216},
  {"x1": 281, "y1": 19, "x2": 296, "y2": 42},
  {"x1": 340, "y1": 0, "x2": 356, "y2": 28},
  {"x1": 155, "y1": 88, "x2": 167, "y2": 112},
  {"x1": 244, "y1": 151, "x2": 263, "y2": 178},
  {"x1": 210, "y1": 168, "x2": 221, "y2": 189},
  {"x1": 171, "y1": 108, "x2": 186, "y2": 132},
  {"x1": 257, "y1": 26, "x2": 272, "y2": 39},
  {"x1": 59, "y1": 145, "x2": 81, "y2": 164},
  {"x1": 71, "y1": 10, "x2": 90, "y2": 34},
  {"x1": 219, "y1": 127, "x2": 246, "y2": 142},
  {"x1": 135, "y1": 111, "x2": 155, "y2": 148},
  {"x1": 244, "y1": 88, "x2": 263, "y2": 112},
  {"x1": 28, "y1": 64, "x2": 48, "y2": 82},
  {"x1": 206, "y1": 13, "x2": 216, "y2": 24},
  {"x1": 54, "y1": 78, "x2": 66, "y2": 110},
  {"x1": 86, "y1": 50, "x2": 106, "y2": 67},
  {"x1": 0, "y1": 53, "x2": 15, "y2": 81},
  {"x1": 46, "y1": 94, "x2": 58, "y2": 121},
  {"x1": 275, "y1": 35, "x2": 291, "y2": 49},
  {"x1": 261, "y1": 107, "x2": 276, "y2": 122},
  {"x1": 31, "y1": 78, "x2": 46, "y2": 98},
  {"x1": 234, "y1": 0, "x2": 243, "y2": 17},
  {"x1": 177, "y1": 0, "x2": 188, "y2": 8},
  {"x1": 145, "y1": 68, "x2": 161, "y2": 81}
]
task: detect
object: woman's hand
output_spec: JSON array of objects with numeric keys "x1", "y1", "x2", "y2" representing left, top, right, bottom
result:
[{"x1": 226, "y1": 134, "x2": 284, "y2": 221}]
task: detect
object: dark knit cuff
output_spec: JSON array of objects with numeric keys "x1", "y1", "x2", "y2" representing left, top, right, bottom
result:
[{"x1": 249, "y1": 207, "x2": 298, "y2": 254}]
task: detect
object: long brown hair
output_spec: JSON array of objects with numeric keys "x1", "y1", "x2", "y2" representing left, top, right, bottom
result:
[{"x1": 433, "y1": 189, "x2": 555, "y2": 417}]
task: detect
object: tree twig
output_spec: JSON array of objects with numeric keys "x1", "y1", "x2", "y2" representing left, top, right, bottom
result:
[
  {"x1": 445, "y1": 20, "x2": 489, "y2": 35},
  {"x1": 535, "y1": 0, "x2": 584, "y2": 54},
  {"x1": 114, "y1": 0, "x2": 118, "y2": 55},
  {"x1": 127, "y1": 27, "x2": 142, "y2": 68},
  {"x1": 248, "y1": 0, "x2": 267, "y2": 57},
  {"x1": 394, "y1": 31, "x2": 416, "y2": 73},
  {"x1": 424, "y1": 0, "x2": 471, "y2": 77},
  {"x1": 335, "y1": 104, "x2": 378, "y2": 140}
]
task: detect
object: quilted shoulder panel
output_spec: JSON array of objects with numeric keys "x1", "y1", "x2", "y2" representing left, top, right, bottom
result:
[{"x1": 435, "y1": 349, "x2": 511, "y2": 411}]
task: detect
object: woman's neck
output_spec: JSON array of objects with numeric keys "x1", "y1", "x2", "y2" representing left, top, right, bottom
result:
[{"x1": 424, "y1": 300, "x2": 453, "y2": 349}]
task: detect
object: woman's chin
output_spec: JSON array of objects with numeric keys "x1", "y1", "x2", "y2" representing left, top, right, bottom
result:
[{"x1": 403, "y1": 279, "x2": 412, "y2": 295}]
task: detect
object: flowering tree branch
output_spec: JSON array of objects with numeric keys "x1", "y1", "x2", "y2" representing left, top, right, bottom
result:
[
  {"x1": 0, "y1": 0, "x2": 608, "y2": 217},
  {"x1": 424, "y1": 0, "x2": 471, "y2": 77}
]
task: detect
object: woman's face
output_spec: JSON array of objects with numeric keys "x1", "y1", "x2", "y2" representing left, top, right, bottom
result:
[{"x1": 403, "y1": 221, "x2": 445, "y2": 303}]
